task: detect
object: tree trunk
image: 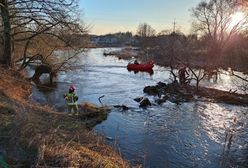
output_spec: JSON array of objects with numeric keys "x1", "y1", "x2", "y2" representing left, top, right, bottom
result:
[
  {"x1": 0, "y1": 0, "x2": 11, "y2": 66},
  {"x1": 196, "y1": 79, "x2": 199, "y2": 92},
  {"x1": 32, "y1": 64, "x2": 54, "y2": 84}
]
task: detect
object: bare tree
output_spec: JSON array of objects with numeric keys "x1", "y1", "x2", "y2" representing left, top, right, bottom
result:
[
  {"x1": 137, "y1": 23, "x2": 156, "y2": 37},
  {"x1": 0, "y1": 0, "x2": 88, "y2": 68},
  {"x1": 136, "y1": 23, "x2": 156, "y2": 61},
  {"x1": 191, "y1": 0, "x2": 247, "y2": 65},
  {"x1": 0, "y1": 0, "x2": 11, "y2": 65},
  {"x1": 188, "y1": 67, "x2": 207, "y2": 91}
]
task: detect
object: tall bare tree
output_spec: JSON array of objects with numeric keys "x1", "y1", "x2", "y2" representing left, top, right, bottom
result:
[
  {"x1": 136, "y1": 23, "x2": 156, "y2": 55},
  {"x1": 0, "y1": 0, "x2": 88, "y2": 67},
  {"x1": 0, "y1": 0, "x2": 11, "y2": 65},
  {"x1": 191, "y1": 0, "x2": 247, "y2": 65}
]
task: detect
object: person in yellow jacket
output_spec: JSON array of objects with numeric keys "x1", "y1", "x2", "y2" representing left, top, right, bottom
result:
[{"x1": 64, "y1": 85, "x2": 79, "y2": 115}]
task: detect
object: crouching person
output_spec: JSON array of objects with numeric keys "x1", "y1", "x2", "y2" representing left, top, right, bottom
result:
[{"x1": 64, "y1": 85, "x2": 79, "y2": 116}]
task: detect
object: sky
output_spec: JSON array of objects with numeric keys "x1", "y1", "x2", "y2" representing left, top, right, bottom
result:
[{"x1": 79, "y1": 0, "x2": 201, "y2": 35}]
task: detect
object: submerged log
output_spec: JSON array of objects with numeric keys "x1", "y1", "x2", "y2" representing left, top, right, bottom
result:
[
  {"x1": 103, "y1": 51, "x2": 116, "y2": 56},
  {"x1": 196, "y1": 86, "x2": 248, "y2": 106},
  {"x1": 113, "y1": 105, "x2": 129, "y2": 110}
]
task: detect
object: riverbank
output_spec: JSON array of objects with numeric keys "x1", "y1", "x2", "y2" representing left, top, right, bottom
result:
[
  {"x1": 104, "y1": 48, "x2": 248, "y2": 105},
  {"x1": 111, "y1": 47, "x2": 248, "y2": 73},
  {"x1": 143, "y1": 82, "x2": 248, "y2": 106},
  {"x1": 0, "y1": 66, "x2": 131, "y2": 167}
]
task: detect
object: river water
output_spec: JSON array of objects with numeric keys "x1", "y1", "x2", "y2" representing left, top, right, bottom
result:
[{"x1": 31, "y1": 48, "x2": 248, "y2": 168}]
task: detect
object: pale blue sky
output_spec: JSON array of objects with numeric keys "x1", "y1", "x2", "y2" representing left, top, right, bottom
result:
[{"x1": 79, "y1": 0, "x2": 201, "y2": 35}]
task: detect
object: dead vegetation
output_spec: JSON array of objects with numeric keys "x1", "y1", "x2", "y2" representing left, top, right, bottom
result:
[
  {"x1": 0, "y1": 66, "x2": 131, "y2": 168},
  {"x1": 143, "y1": 81, "x2": 248, "y2": 106}
]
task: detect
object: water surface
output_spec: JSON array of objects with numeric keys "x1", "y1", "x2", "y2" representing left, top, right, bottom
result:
[{"x1": 31, "y1": 48, "x2": 248, "y2": 168}]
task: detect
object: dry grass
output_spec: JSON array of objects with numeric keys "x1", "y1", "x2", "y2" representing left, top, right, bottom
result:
[
  {"x1": 0, "y1": 65, "x2": 132, "y2": 168},
  {"x1": 35, "y1": 131, "x2": 130, "y2": 168},
  {"x1": 0, "y1": 65, "x2": 31, "y2": 104}
]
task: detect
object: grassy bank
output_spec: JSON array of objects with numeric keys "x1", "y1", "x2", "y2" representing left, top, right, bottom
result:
[{"x1": 0, "y1": 66, "x2": 131, "y2": 167}]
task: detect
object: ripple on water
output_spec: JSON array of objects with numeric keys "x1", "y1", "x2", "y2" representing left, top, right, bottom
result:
[{"x1": 31, "y1": 48, "x2": 248, "y2": 168}]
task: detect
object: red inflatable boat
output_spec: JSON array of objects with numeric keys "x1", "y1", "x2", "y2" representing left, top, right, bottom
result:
[{"x1": 127, "y1": 61, "x2": 154, "y2": 71}]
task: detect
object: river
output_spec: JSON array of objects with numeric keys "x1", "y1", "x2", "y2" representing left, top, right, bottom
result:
[{"x1": 30, "y1": 48, "x2": 248, "y2": 168}]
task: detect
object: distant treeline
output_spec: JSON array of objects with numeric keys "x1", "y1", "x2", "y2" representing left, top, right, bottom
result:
[
  {"x1": 89, "y1": 32, "x2": 139, "y2": 47},
  {"x1": 89, "y1": 30, "x2": 248, "y2": 72},
  {"x1": 136, "y1": 31, "x2": 248, "y2": 73}
]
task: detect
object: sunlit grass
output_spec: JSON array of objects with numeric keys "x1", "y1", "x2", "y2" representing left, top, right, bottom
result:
[{"x1": 0, "y1": 65, "x2": 131, "y2": 168}]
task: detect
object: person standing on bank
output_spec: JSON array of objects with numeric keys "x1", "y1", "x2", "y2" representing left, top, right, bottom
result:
[
  {"x1": 64, "y1": 85, "x2": 79, "y2": 115},
  {"x1": 178, "y1": 66, "x2": 189, "y2": 85}
]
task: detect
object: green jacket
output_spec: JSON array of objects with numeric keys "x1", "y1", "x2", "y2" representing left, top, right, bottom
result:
[{"x1": 64, "y1": 92, "x2": 78, "y2": 105}]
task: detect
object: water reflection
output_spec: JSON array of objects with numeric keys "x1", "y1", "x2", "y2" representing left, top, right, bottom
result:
[
  {"x1": 128, "y1": 69, "x2": 154, "y2": 76},
  {"x1": 30, "y1": 48, "x2": 248, "y2": 168},
  {"x1": 202, "y1": 69, "x2": 248, "y2": 94},
  {"x1": 95, "y1": 102, "x2": 248, "y2": 168}
]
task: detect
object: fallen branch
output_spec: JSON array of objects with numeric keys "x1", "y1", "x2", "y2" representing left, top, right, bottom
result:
[
  {"x1": 98, "y1": 95, "x2": 105, "y2": 106},
  {"x1": 233, "y1": 73, "x2": 248, "y2": 82}
]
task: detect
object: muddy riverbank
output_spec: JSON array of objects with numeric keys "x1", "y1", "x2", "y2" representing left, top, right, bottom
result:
[{"x1": 0, "y1": 66, "x2": 131, "y2": 167}]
